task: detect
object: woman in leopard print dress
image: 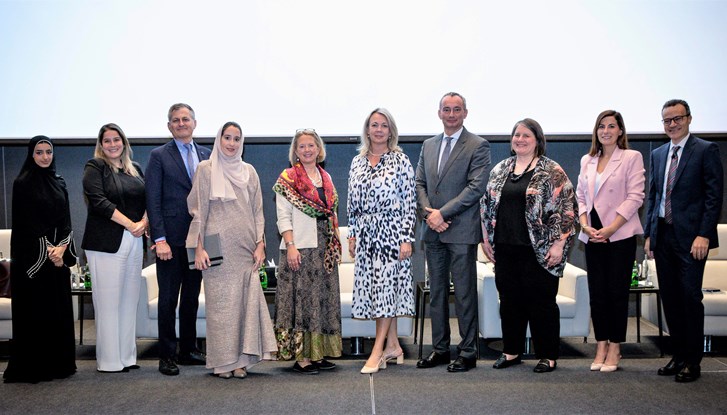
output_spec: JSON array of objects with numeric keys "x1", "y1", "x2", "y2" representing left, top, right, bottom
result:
[{"x1": 347, "y1": 108, "x2": 416, "y2": 374}]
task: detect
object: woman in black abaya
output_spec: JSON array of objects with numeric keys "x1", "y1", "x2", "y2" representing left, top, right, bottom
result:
[{"x1": 3, "y1": 136, "x2": 78, "y2": 383}]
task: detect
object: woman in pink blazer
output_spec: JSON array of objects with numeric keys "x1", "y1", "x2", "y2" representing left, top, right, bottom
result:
[{"x1": 577, "y1": 110, "x2": 645, "y2": 372}]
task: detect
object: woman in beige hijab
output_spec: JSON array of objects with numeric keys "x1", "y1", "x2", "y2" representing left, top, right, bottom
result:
[{"x1": 186, "y1": 121, "x2": 277, "y2": 379}]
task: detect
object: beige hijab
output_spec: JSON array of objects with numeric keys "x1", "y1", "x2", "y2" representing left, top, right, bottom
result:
[{"x1": 209, "y1": 123, "x2": 249, "y2": 201}]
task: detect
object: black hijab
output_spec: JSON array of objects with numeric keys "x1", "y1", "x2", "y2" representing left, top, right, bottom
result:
[{"x1": 12, "y1": 135, "x2": 72, "y2": 242}]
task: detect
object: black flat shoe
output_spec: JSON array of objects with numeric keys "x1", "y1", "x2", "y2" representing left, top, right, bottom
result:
[
  {"x1": 658, "y1": 359, "x2": 686, "y2": 376},
  {"x1": 533, "y1": 359, "x2": 557, "y2": 373},
  {"x1": 313, "y1": 359, "x2": 336, "y2": 370},
  {"x1": 675, "y1": 364, "x2": 701, "y2": 383},
  {"x1": 124, "y1": 365, "x2": 140, "y2": 370},
  {"x1": 447, "y1": 356, "x2": 476, "y2": 372},
  {"x1": 416, "y1": 351, "x2": 451, "y2": 369},
  {"x1": 293, "y1": 362, "x2": 319, "y2": 375},
  {"x1": 493, "y1": 354, "x2": 522, "y2": 369}
]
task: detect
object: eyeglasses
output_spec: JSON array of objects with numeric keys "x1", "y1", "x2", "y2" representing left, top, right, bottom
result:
[
  {"x1": 296, "y1": 128, "x2": 316, "y2": 134},
  {"x1": 661, "y1": 114, "x2": 689, "y2": 126}
]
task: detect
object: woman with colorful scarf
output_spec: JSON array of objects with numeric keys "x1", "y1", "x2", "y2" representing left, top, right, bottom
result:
[{"x1": 273, "y1": 128, "x2": 342, "y2": 375}]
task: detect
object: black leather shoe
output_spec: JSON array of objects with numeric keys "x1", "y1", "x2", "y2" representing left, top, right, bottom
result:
[
  {"x1": 293, "y1": 362, "x2": 319, "y2": 375},
  {"x1": 447, "y1": 356, "x2": 476, "y2": 372},
  {"x1": 675, "y1": 364, "x2": 701, "y2": 383},
  {"x1": 178, "y1": 350, "x2": 206, "y2": 366},
  {"x1": 416, "y1": 351, "x2": 451, "y2": 369},
  {"x1": 533, "y1": 359, "x2": 557, "y2": 373},
  {"x1": 313, "y1": 359, "x2": 336, "y2": 371},
  {"x1": 124, "y1": 365, "x2": 141, "y2": 370},
  {"x1": 493, "y1": 354, "x2": 522, "y2": 369},
  {"x1": 658, "y1": 359, "x2": 686, "y2": 376},
  {"x1": 159, "y1": 358, "x2": 179, "y2": 376}
]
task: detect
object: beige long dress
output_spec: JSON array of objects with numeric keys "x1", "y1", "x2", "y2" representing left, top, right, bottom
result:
[{"x1": 187, "y1": 160, "x2": 277, "y2": 372}]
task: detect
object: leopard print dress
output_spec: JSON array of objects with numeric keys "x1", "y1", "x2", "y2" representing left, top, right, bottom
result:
[{"x1": 347, "y1": 151, "x2": 416, "y2": 319}]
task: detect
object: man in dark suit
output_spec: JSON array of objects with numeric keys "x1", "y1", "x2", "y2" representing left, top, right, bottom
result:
[
  {"x1": 644, "y1": 99, "x2": 723, "y2": 383},
  {"x1": 145, "y1": 103, "x2": 212, "y2": 376},
  {"x1": 415, "y1": 92, "x2": 491, "y2": 372}
]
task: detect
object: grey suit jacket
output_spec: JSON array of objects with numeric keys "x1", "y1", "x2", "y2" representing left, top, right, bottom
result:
[{"x1": 415, "y1": 127, "x2": 491, "y2": 244}]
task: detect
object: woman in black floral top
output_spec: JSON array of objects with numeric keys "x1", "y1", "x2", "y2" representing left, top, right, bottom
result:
[{"x1": 480, "y1": 118, "x2": 576, "y2": 373}]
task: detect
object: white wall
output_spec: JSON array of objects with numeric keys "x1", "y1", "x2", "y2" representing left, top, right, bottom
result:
[{"x1": 1, "y1": 0, "x2": 725, "y2": 138}]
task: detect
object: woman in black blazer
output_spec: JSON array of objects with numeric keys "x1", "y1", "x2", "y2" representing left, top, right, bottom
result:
[{"x1": 81, "y1": 123, "x2": 147, "y2": 373}]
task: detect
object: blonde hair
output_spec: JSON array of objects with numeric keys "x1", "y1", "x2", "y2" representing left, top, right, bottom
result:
[
  {"x1": 288, "y1": 129, "x2": 326, "y2": 166},
  {"x1": 358, "y1": 108, "x2": 401, "y2": 156},
  {"x1": 95, "y1": 123, "x2": 140, "y2": 177}
]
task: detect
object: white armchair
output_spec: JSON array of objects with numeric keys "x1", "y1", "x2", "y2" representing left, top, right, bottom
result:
[
  {"x1": 136, "y1": 264, "x2": 207, "y2": 338},
  {"x1": 641, "y1": 224, "x2": 727, "y2": 351},
  {"x1": 477, "y1": 252, "x2": 591, "y2": 347},
  {"x1": 0, "y1": 229, "x2": 12, "y2": 340}
]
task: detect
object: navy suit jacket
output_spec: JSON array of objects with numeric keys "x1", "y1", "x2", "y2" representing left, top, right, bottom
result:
[
  {"x1": 145, "y1": 140, "x2": 211, "y2": 247},
  {"x1": 415, "y1": 127, "x2": 491, "y2": 244},
  {"x1": 644, "y1": 134, "x2": 723, "y2": 252}
]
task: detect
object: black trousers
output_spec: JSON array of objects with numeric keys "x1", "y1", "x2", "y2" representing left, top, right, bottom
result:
[
  {"x1": 585, "y1": 236, "x2": 635, "y2": 343},
  {"x1": 156, "y1": 244, "x2": 203, "y2": 359},
  {"x1": 494, "y1": 244, "x2": 560, "y2": 359},
  {"x1": 654, "y1": 220, "x2": 706, "y2": 365}
]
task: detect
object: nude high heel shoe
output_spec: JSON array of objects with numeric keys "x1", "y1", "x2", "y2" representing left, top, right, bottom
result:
[
  {"x1": 361, "y1": 357, "x2": 386, "y2": 374},
  {"x1": 384, "y1": 350, "x2": 405, "y2": 365},
  {"x1": 600, "y1": 355, "x2": 621, "y2": 372}
]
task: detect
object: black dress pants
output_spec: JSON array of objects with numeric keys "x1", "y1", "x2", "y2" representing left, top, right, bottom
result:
[
  {"x1": 585, "y1": 236, "x2": 635, "y2": 343},
  {"x1": 654, "y1": 220, "x2": 706, "y2": 365},
  {"x1": 494, "y1": 244, "x2": 560, "y2": 359}
]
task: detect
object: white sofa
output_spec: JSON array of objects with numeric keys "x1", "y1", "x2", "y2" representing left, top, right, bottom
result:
[
  {"x1": 0, "y1": 229, "x2": 11, "y2": 340},
  {"x1": 641, "y1": 224, "x2": 727, "y2": 351},
  {"x1": 136, "y1": 264, "x2": 207, "y2": 338},
  {"x1": 477, "y1": 252, "x2": 591, "y2": 345},
  {"x1": 136, "y1": 227, "x2": 413, "y2": 344}
]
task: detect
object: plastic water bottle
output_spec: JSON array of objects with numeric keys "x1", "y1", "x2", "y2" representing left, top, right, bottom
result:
[
  {"x1": 630, "y1": 261, "x2": 639, "y2": 288},
  {"x1": 259, "y1": 264, "x2": 268, "y2": 289},
  {"x1": 83, "y1": 265, "x2": 92, "y2": 290}
]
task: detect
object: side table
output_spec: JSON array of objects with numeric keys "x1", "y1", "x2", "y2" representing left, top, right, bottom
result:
[
  {"x1": 630, "y1": 285, "x2": 663, "y2": 357},
  {"x1": 71, "y1": 288, "x2": 93, "y2": 345}
]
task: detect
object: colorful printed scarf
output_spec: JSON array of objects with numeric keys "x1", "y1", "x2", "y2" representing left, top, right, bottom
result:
[{"x1": 273, "y1": 162, "x2": 341, "y2": 273}]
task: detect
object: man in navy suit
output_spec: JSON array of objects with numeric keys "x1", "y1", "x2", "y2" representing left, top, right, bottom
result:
[
  {"x1": 644, "y1": 99, "x2": 723, "y2": 382},
  {"x1": 146, "y1": 103, "x2": 212, "y2": 376},
  {"x1": 415, "y1": 92, "x2": 491, "y2": 372}
]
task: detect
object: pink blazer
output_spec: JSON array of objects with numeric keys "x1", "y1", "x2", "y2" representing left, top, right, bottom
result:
[{"x1": 576, "y1": 147, "x2": 645, "y2": 243}]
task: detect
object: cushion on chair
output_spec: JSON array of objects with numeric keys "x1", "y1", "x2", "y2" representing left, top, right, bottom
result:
[{"x1": 0, "y1": 298, "x2": 11, "y2": 319}]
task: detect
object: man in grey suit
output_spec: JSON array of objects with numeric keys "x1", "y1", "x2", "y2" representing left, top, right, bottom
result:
[
  {"x1": 415, "y1": 92, "x2": 491, "y2": 372},
  {"x1": 645, "y1": 99, "x2": 723, "y2": 382}
]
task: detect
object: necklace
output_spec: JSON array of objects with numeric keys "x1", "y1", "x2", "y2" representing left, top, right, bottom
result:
[
  {"x1": 306, "y1": 168, "x2": 322, "y2": 186},
  {"x1": 367, "y1": 149, "x2": 387, "y2": 157},
  {"x1": 510, "y1": 155, "x2": 536, "y2": 182}
]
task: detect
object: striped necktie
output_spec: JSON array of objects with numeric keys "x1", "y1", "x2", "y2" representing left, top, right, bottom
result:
[
  {"x1": 439, "y1": 136, "x2": 453, "y2": 175},
  {"x1": 184, "y1": 143, "x2": 196, "y2": 179},
  {"x1": 664, "y1": 146, "x2": 680, "y2": 224}
]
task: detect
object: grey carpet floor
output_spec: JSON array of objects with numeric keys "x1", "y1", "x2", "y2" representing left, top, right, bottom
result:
[{"x1": 1, "y1": 318, "x2": 726, "y2": 415}]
